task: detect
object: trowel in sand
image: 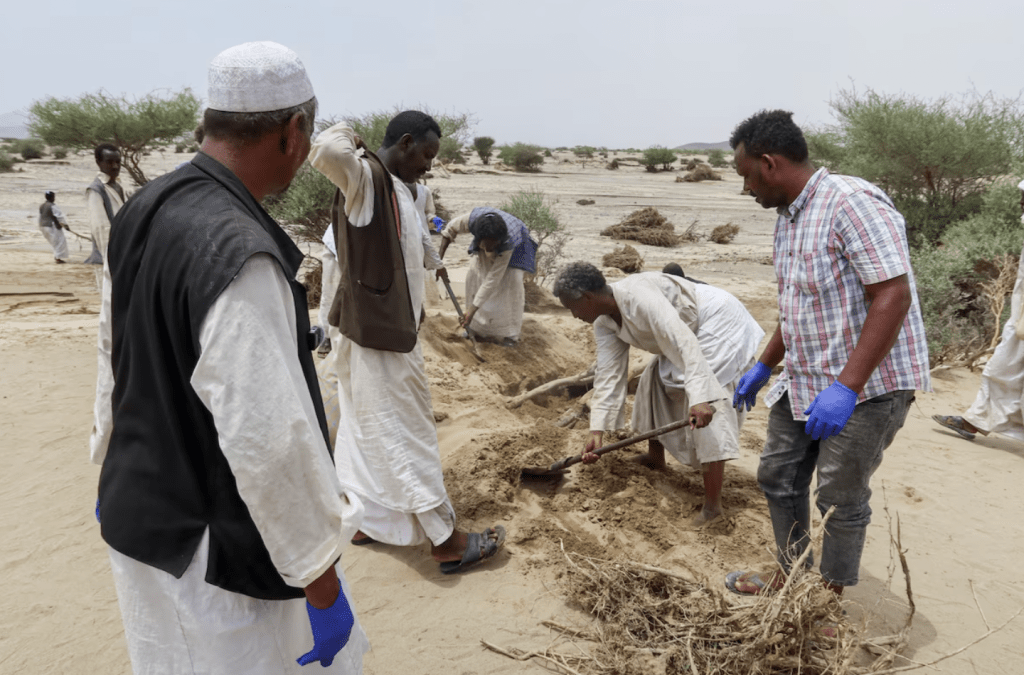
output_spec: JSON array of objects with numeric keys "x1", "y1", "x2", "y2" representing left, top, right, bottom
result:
[
  {"x1": 520, "y1": 413, "x2": 713, "y2": 483},
  {"x1": 440, "y1": 277, "x2": 485, "y2": 363}
]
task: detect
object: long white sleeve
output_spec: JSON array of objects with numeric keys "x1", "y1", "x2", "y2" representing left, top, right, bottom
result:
[
  {"x1": 190, "y1": 254, "x2": 360, "y2": 588},
  {"x1": 89, "y1": 262, "x2": 114, "y2": 465},
  {"x1": 440, "y1": 212, "x2": 472, "y2": 241},
  {"x1": 589, "y1": 317, "x2": 631, "y2": 431},
  {"x1": 86, "y1": 189, "x2": 110, "y2": 255},
  {"x1": 309, "y1": 123, "x2": 376, "y2": 228},
  {"x1": 421, "y1": 224, "x2": 443, "y2": 270}
]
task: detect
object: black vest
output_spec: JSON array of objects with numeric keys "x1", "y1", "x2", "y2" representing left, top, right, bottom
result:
[{"x1": 100, "y1": 153, "x2": 331, "y2": 600}]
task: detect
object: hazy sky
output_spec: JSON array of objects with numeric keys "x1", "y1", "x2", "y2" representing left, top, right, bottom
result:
[{"x1": 3, "y1": 0, "x2": 1021, "y2": 148}]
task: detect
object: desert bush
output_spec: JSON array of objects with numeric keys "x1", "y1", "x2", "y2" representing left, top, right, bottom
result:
[
  {"x1": 913, "y1": 179, "x2": 1024, "y2": 364},
  {"x1": 473, "y1": 136, "x2": 495, "y2": 164},
  {"x1": 572, "y1": 145, "x2": 596, "y2": 158},
  {"x1": 710, "y1": 223, "x2": 740, "y2": 244},
  {"x1": 805, "y1": 88, "x2": 1024, "y2": 247},
  {"x1": 342, "y1": 106, "x2": 475, "y2": 163},
  {"x1": 174, "y1": 143, "x2": 186, "y2": 153},
  {"x1": 606, "y1": 159, "x2": 619, "y2": 170},
  {"x1": 640, "y1": 145, "x2": 676, "y2": 172},
  {"x1": 499, "y1": 189, "x2": 566, "y2": 281},
  {"x1": 11, "y1": 138, "x2": 45, "y2": 159},
  {"x1": 681, "y1": 165, "x2": 722, "y2": 182},
  {"x1": 603, "y1": 244, "x2": 644, "y2": 273},
  {"x1": 602, "y1": 207, "x2": 680, "y2": 246},
  {"x1": 0, "y1": 151, "x2": 14, "y2": 172},
  {"x1": 30, "y1": 88, "x2": 200, "y2": 185},
  {"x1": 544, "y1": 149, "x2": 553, "y2": 158},
  {"x1": 707, "y1": 148, "x2": 728, "y2": 167},
  {"x1": 52, "y1": 147, "x2": 68, "y2": 159},
  {"x1": 498, "y1": 143, "x2": 544, "y2": 172},
  {"x1": 577, "y1": 199, "x2": 595, "y2": 206},
  {"x1": 264, "y1": 162, "x2": 336, "y2": 244}
]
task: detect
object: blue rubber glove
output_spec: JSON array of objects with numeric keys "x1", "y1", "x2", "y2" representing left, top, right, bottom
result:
[
  {"x1": 803, "y1": 381, "x2": 858, "y2": 440},
  {"x1": 732, "y1": 361, "x2": 771, "y2": 411},
  {"x1": 95, "y1": 499, "x2": 100, "y2": 524},
  {"x1": 431, "y1": 216, "x2": 444, "y2": 233},
  {"x1": 297, "y1": 582, "x2": 354, "y2": 668}
]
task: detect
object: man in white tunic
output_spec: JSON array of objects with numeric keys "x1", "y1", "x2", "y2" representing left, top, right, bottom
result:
[
  {"x1": 933, "y1": 178, "x2": 1024, "y2": 443},
  {"x1": 38, "y1": 191, "x2": 69, "y2": 263},
  {"x1": 311, "y1": 111, "x2": 506, "y2": 574},
  {"x1": 91, "y1": 42, "x2": 368, "y2": 673},
  {"x1": 438, "y1": 207, "x2": 538, "y2": 344},
  {"x1": 554, "y1": 262, "x2": 764, "y2": 525}
]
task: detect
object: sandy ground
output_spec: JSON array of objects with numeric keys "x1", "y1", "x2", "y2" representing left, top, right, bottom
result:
[{"x1": 1, "y1": 150, "x2": 1023, "y2": 674}]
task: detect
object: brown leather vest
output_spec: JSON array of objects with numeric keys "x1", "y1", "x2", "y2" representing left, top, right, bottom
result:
[{"x1": 328, "y1": 150, "x2": 417, "y2": 352}]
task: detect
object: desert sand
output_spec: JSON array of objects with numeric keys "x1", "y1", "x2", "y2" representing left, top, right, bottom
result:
[{"x1": 1, "y1": 149, "x2": 1022, "y2": 674}]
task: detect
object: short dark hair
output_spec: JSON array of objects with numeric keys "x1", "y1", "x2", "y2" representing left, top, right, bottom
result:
[
  {"x1": 553, "y1": 261, "x2": 608, "y2": 301},
  {"x1": 729, "y1": 109, "x2": 808, "y2": 163},
  {"x1": 203, "y1": 97, "x2": 317, "y2": 145},
  {"x1": 661, "y1": 261, "x2": 706, "y2": 285},
  {"x1": 193, "y1": 124, "x2": 205, "y2": 145},
  {"x1": 44, "y1": 191, "x2": 55, "y2": 201},
  {"x1": 94, "y1": 143, "x2": 119, "y2": 164},
  {"x1": 381, "y1": 111, "x2": 442, "y2": 149},
  {"x1": 469, "y1": 212, "x2": 508, "y2": 244}
]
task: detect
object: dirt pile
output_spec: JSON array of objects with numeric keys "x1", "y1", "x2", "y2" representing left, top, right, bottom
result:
[{"x1": 601, "y1": 207, "x2": 680, "y2": 247}]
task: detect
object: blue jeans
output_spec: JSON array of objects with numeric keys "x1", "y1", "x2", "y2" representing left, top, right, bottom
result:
[{"x1": 758, "y1": 390, "x2": 914, "y2": 587}]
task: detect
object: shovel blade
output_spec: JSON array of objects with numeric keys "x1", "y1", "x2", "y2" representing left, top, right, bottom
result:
[{"x1": 519, "y1": 466, "x2": 568, "y2": 483}]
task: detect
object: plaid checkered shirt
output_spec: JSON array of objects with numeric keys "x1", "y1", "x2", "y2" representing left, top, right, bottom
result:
[{"x1": 767, "y1": 168, "x2": 931, "y2": 420}]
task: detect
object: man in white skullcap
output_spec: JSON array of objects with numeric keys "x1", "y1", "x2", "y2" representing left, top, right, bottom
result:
[
  {"x1": 91, "y1": 41, "x2": 368, "y2": 674},
  {"x1": 933, "y1": 177, "x2": 1024, "y2": 444}
]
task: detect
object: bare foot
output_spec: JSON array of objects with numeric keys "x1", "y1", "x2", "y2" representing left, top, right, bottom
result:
[
  {"x1": 691, "y1": 505, "x2": 722, "y2": 527},
  {"x1": 628, "y1": 452, "x2": 667, "y2": 470}
]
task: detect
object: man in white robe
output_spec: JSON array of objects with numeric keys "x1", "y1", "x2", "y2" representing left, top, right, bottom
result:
[
  {"x1": 91, "y1": 42, "x2": 368, "y2": 673},
  {"x1": 554, "y1": 262, "x2": 764, "y2": 525},
  {"x1": 933, "y1": 178, "x2": 1024, "y2": 442},
  {"x1": 310, "y1": 112, "x2": 505, "y2": 574},
  {"x1": 38, "y1": 191, "x2": 69, "y2": 263},
  {"x1": 438, "y1": 208, "x2": 538, "y2": 344}
]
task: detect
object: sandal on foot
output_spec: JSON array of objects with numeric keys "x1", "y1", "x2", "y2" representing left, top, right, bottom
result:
[
  {"x1": 350, "y1": 535, "x2": 377, "y2": 546},
  {"x1": 725, "y1": 570, "x2": 784, "y2": 596},
  {"x1": 439, "y1": 526, "x2": 506, "y2": 575},
  {"x1": 931, "y1": 415, "x2": 976, "y2": 441}
]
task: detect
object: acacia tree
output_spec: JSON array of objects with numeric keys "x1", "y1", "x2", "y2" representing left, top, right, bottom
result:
[
  {"x1": 29, "y1": 88, "x2": 201, "y2": 186},
  {"x1": 806, "y1": 88, "x2": 1024, "y2": 245},
  {"x1": 342, "y1": 106, "x2": 475, "y2": 165},
  {"x1": 473, "y1": 136, "x2": 495, "y2": 164},
  {"x1": 640, "y1": 146, "x2": 676, "y2": 172}
]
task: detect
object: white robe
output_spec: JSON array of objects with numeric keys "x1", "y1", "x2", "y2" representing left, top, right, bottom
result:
[
  {"x1": 92, "y1": 255, "x2": 368, "y2": 673},
  {"x1": 86, "y1": 172, "x2": 127, "y2": 288},
  {"x1": 38, "y1": 204, "x2": 69, "y2": 260},
  {"x1": 965, "y1": 232, "x2": 1024, "y2": 440},
  {"x1": 442, "y1": 212, "x2": 526, "y2": 340},
  {"x1": 311, "y1": 124, "x2": 454, "y2": 548},
  {"x1": 591, "y1": 274, "x2": 763, "y2": 468}
]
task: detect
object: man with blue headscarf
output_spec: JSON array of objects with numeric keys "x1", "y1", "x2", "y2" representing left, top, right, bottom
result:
[{"x1": 439, "y1": 207, "x2": 538, "y2": 345}]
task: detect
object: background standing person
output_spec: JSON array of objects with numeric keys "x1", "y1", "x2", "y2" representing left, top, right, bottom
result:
[
  {"x1": 86, "y1": 142, "x2": 127, "y2": 266},
  {"x1": 92, "y1": 41, "x2": 368, "y2": 673},
  {"x1": 438, "y1": 207, "x2": 538, "y2": 346},
  {"x1": 725, "y1": 109, "x2": 931, "y2": 597},
  {"x1": 310, "y1": 112, "x2": 505, "y2": 575},
  {"x1": 38, "y1": 191, "x2": 69, "y2": 263},
  {"x1": 932, "y1": 177, "x2": 1024, "y2": 442}
]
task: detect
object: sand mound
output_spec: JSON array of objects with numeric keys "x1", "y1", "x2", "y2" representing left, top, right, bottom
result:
[
  {"x1": 524, "y1": 278, "x2": 564, "y2": 314},
  {"x1": 601, "y1": 207, "x2": 680, "y2": 247},
  {"x1": 602, "y1": 244, "x2": 644, "y2": 273}
]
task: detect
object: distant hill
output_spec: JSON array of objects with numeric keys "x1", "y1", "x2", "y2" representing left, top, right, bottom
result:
[
  {"x1": 674, "y1": 141, "x2": 730, "y2": 151},
  {"x1": 0, "y1": 110, "x2": 31, "y2": 140}
]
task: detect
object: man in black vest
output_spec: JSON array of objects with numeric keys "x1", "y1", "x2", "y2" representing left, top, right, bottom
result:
[{"x1": 92, "y1": 41, "x2": 367, "y2": 673}]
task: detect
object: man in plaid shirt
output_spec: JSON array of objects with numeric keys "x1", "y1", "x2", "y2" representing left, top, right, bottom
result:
[{"x1": 724, "y1": 110, "x2": 931, "y2": 597}]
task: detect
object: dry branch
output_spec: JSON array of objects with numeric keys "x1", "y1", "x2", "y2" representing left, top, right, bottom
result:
[{"x1": 506, "y1": 364, "x2": 596, "y2": 409}]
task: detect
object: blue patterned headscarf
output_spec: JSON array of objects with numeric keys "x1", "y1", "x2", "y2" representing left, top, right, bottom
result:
[{"x1": 467, "y1": 207, "x2": 538, "y2": 275}]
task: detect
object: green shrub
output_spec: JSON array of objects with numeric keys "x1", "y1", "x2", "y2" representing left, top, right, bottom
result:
[
  {"x1": 640, "y1": 145, "x2": 676, "y2": 172},
  {"x1": 544, "y1": 149, "x2": 553, "y2": 158},
  {"x1": 437, "y1": 137, "x2": 464, "y2": 164},
  {"x1": 473, "y1": 136, "x2": 495, "y2": 164},
  {"x1": 572, "y1": 145, "x2": 596, "y2": 158},
  {"x1": 498, "y1": 143, "x2": 544, "y2": 172},
  {"x1": 175, "y1": 142, "x2": 186, "y2": 153},
  {"x1": 707, "y1": 148, "x2": 728, "y2": 167},
  {"x1": 264, "y1": 162, "x2": 336, "y2": 243},
  {"x1": 52, "y1": 147, "x2": 68, "y2": 159},
  {"x1": 498, "y1": 188, "x2": 566, "y2": 280},
  {"x1": 12, "y1": 138, "x2": 45, "y2": 159},
  {"x1": 0, "y1": 151, "x2": 14, "y2": 172},
  {"x1": 912, "y1": 179, "x2": 1024, "y2": 364}
]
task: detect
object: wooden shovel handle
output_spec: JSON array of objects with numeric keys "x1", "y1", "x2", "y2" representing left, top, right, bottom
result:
[{"x1": 548, "y1": 417, "x2": 694, "y2": 472}]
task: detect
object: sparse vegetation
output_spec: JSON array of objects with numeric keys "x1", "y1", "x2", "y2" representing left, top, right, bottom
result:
[
  {"x1": 709, "y1": 223, "x2": 740, "y2": 244},
  {"x1": 10, "y1": 138, "x2": 45, "y2": 160},
  {"x1": 30, "y1": 88, "x2": 201, "y2": 185},
  {"x1": 498, "y1": 143, "x2": 544, "y2": 172},
  {"x1": 572, "y1": 145, "x2": 596, "y2": 158},
  {"x1": 603, "y1": 244, "x2": 644, "y2": 273},
  {"x1": 606, "y1": 159, "x2": 619, "y2": 170},
  {"x1": 52, "y1": 147, "x2": 68, "y2": 159},
  {"x1": 473, "y1": 136, "x2": 495, "y2": 164},
  {"x1": 640, "y1": 146, "x2": 676, "y2": 172},
  {"x1": 0, "y1": 151, "x2": 15, "y2": 172},
  {"x1": 707, "y1": 148, "x2": 729, "y2": 167},
  {"x1": 680, "y1": 165, "x2": 722, "y2": 182},
  {"x1": 601, "y1": 207, "x2": 680, "y2": 247}
]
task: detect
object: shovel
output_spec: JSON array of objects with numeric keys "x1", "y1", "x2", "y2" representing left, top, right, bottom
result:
[
  {"x1": 440, "y1": 277, "x2": 485, "y2": 362},
  {"x1": 520, "y1": 412, "x2": 714, "y2": 482}
]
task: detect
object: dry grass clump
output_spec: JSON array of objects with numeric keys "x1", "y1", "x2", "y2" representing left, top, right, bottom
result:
[
  {"x1": 602, "y1": 244, "x2": 645, "y2": 273},
  {"x1": 682, "y1": 164, "x2": 723, "y2": 182},
  {"x1": 303, "y1": 261, "x2": 322, "y2": 309},
  {"x1": 601, "y1": 207, "x2": 680, "y2": 247},
  {"x1": 577, "y1": 199, "x2": 596, "y2": 206},
  {"x1": 606, "y1": 159, "x2": 619, "y2": 170},
  {"x1": 710, "y1": 223, "x2": 740, "y2": 244},
  {"x1": 684, "y1": 158, "x2": 700, "y2": 170}
]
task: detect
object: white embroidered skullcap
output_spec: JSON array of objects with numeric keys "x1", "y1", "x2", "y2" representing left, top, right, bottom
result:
[{"x1": 207, "y1": 41, "x2": 314, "y2": 113}]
